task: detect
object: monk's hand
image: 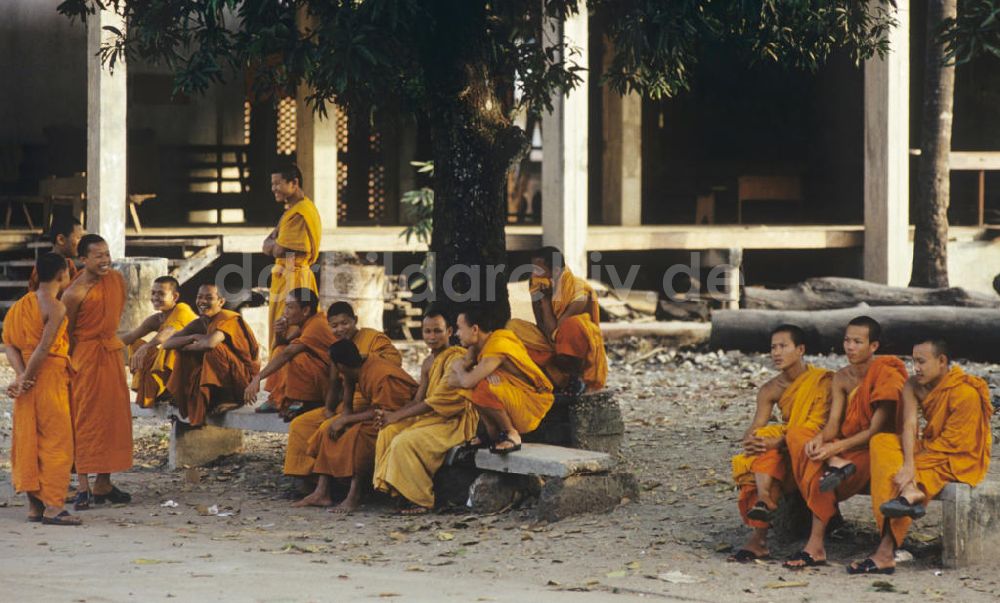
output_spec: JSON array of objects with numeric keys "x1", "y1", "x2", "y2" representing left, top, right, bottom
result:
[
  {"x1": 372, "y1": 407, "x2": 386, "y2": 429},
  {"x1": 6, "y1": 378, "x2": 23, "y2": 398},
  {"x1": 811, "y1": 441, "x2": 841, "y2": 462},
  {"x1": 273, "y1": 316, "x2": 288, "y2": 339},
  {"x1": 129, "y1": 344, "x2": 150, "y2": 373},
  {"x1": 327, "y1": 417, "x2": 347, "y2": 440},
  {"x1": 892, "y1": 464, "x2": 916, "y2": 492},
  {"x1": 447, "y1": 365, "x2": 463, "y2": 388},
  {"x1": 742, "y1": 435, "x2": 766, "y2": 455},
  {"x1": 244, "y1": 377, "x2": 261, "y2": 404},
  {"x1": 804, "y1": 434, "x2": 824, "y2": 458},
  {"x1": 486, "y1": 373, "x2": 501, "y2": 386}
]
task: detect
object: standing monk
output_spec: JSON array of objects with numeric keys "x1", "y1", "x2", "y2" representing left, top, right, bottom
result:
[
  {"x1": 3, "y1": 253, "x2": 80, "y2": 525},
  {"x1": 163, "y1": 284, "x2": 260, "y2": 426},
  {"x1": 728, "y1": 325, "x2": 831, "y2": 563},
  {"x1": 451, "y1": 304, "x2": 554, "y2": 454},
  {"x1": 507, "y1": 246, "x2": 607, "y2": 393},
  {"x1": 849, "y1": 339, "x2": 993, "y2": 575},
  {"x1": 28, "y1": 216, "x2": 83, "y2": 291},
  {"x1": 121, "y1": 276, "x2": 198, "y2": 408},
  {"x1": 783, "y1": 316, "x2": 907, "y2": 569},
  {"x1": 62, "y1": 234, "x2": 133, "y2": 510},
  {"x1": 373, "y1": 308, "x2": 478, "y2": 514},
  {"x1": 298, "y1": 339, "x2": 418, "y2": 512},
  {"x1": 262, "y1": 164, "x2": 321, "y2": 353}
]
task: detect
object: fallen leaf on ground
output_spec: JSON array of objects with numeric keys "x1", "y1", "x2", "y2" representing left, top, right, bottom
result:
[
  {"x1": 764, "y1": 581, "x2": 808, "y2": 589},
  {"x1": 436, "y1": 531, "x2": 455, "y2": 541},
  {"x1": 657, "y1": 571, "x2": 702, "y2": 584}
]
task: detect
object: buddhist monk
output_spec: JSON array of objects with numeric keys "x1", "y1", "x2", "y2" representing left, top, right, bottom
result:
[
  {"x1": 295, "y1": 339, "x2": 418, "y2": 512},
  {"x1": 121, "y1": 276, "x2": 198, "y2": 408},
  {"x1": 372, "y1": 307, "x2": 478, "y2": 514},
  {"x1": 506, "y1": 246, "x2": 607, "y2": 393},
  {"x1": 783, "y1": 316, "x2": 907, "y2": 569},
  {"x1": 62, "y1": 234, "x2": 133, "y2": 510},
  {"x1": 28, "y1": 216, "x2": 83, "y2": 291},
  {"x1": 450, "y1": 304, "x2": 554, "y2": 454},
  {"x1": 162, "y1": 284, "x2": 260, "y2": 426},
  {"x1": 263, "y1": 164, "x2": 321, "y2": 352},
  {"x1": 244, "y1": 287, "x2": 336, "y2": 418},
  {"x1": 848, "y1": 339, "x2": 992, "y2": 575},
  {"x1": 282, "y1": 301, "x2": 401, "y2": 483},
  {"x1": 728, "y1": 324, "x2": 832, "y2": 563},
  {"x1": 3, "y1": 253, "x2": 80, "y2": 525}
]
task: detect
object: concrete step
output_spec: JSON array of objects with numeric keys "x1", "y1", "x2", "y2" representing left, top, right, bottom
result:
[{"x1": 474, "y1": 443, "x2": 614, "y2": 477}]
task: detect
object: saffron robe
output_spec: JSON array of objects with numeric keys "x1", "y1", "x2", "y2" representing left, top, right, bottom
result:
[
  {"x1": 373, "y1": 346, "x2": 478, "y2": 508},
  {"x1": 166, "y1": 309, "x2": 260, "y2": 427},
  {"x1": 731, "y1": 366, "x2": 832, "y2": 528},
  {"x1": 129, "y1": 302, "x2": 198, "y2": 408},
  {"x1": 3, "y1": 293, "x2": 74, "y2": 507},
  {"x1": 268, "y1": 198, "x2": 321, "y2": 350},
  {"x1": 28, "y1": 256, "x2": 78, "y2": 292},
  {"x1": 469, "y1": 329, "x2": 554, "y2": 434},
  {"x1": 870, "y1": 366, "x2": 993, "y2": 545},
  {"x1": 787, "y1": 356, "x2": 907, "y2": 522},
  {"x1": 264, "y1": 313, "x2": 337, "y2": 411},
  {"x1": 69, "y1": 270, "x2": 133, "y2": 474},
  {"x1": 311, "y1": 356, "x2": 418, "y2": 478}
]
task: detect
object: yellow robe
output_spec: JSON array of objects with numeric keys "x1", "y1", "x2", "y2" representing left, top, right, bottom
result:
[
  {"x1": 129, "y1": 302, "x2": 198, "y2": 408},
  {"x1": 373, "y1": 346, "x2": 479, "y2": 508},
  {"x1": 269, "y1": 197, "x2": 322, "y2": 350},
  {"x1": 730, "y1": 366, "x2": 832, "y2": 528},
  {"x1": 470, "y1": 329, "x2": 554, "y2": 434}
]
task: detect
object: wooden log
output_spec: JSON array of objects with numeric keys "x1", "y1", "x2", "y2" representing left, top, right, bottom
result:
[
  {"x1": 743, "y1": 277, "x2": 998, "y2": 311},
  {"x1": 711, "y1": 306, "x2": 1000, "y2": 362}
]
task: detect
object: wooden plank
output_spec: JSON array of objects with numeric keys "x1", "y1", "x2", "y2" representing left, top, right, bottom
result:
[
  {"x1": 949, "y1": 151, "x2": 1000, "y2": 171},
  {"x1": 0, "y1": 280, "x2": 29, "y2": 288},
  {"x1": 173, "y1": 244, "x2": 221, "y2": 284}
]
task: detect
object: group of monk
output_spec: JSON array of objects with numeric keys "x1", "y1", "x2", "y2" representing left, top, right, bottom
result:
[{"x1": 731, "y1": 316, "x2": 993, "y2": 574}]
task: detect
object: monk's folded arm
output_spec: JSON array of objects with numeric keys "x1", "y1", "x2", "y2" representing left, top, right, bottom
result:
[
  {"x1": 324, "y1": 365, "x2": 343, "y2": 412},
  {"x1": 928, "y1": 393, "x2": 984, "y2": 454},
  {"x1": 258, "y1": 342, "x2": 305, "y2": 379},
  {"x1": 341, "y1": 407, "x2": 376, "y2": 427},
  {"x1": 162, "y1": 321, "x2": 203, "y2": 349},
  {"x1": 455, "y1": 355, "x2": 503, "y2": 389},
  {"x1": 898, "y1": 382, "x2": 920, "y2": 471},
  {"x1": 388, "y1": 401, "x2": 431, "y2": 424},
  {"x1": 743, "y1": 385, "x2": 778, "y2": 443},
  {"x1": 120, "y1": 314, "x2": 160, "y2": 346},
  {"x1": 819, "y1": 375, "x2": 850, "y2": 443},
  {"x1": 4, "y1": 345, "x2": 25, "y2": 376},
  {"x1": 185, "y1": 331, "x2": 226, "y2": 352}
]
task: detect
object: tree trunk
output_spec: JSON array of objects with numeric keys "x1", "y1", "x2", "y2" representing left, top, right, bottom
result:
[
  {"x1": 743, "y1": 277, "x2": 998, "y2": 310},
  {"x1": 911, "y1": 0, "x2": 957, "y2": 288}
]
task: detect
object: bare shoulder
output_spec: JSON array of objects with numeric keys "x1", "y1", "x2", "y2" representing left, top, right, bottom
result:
[
  {"x1": 832, "y1": 366, "x2": 854, "y2": 388},
  {"x1": 758, "y1": 374, "x2": 784, "y2": 402}
]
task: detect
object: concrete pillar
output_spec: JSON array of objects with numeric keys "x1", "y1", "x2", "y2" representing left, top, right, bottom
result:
[
  {"x1": 295, "y1": 91, "x2": 339, "y2": 230},
  {"x1": 542, "y1": 4, "x2": 589, "y2": 275},
  {"x1": 863, "y1": 2, "x2": 909, "y2": 286},
  {"x1": 601, "y1": 38, "x2": 642, "y2": 226},
  {"x1": 86, "y1": 8, "x2": 127, "y2": 259}
]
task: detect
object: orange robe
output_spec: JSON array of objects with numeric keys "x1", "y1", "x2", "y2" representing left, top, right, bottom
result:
[
  {"x1": 129, "y1": 302, "x2": 198, "y2": 408},
  {"x1": 787, "y1": 356, "x2": 907, "y2": 522},
  {"x1": 373, "y1": 346, "x2": 479, "y2": 508},
  {"x1": 731, "y1": 366, "x2": 832, "y2": 528},
  {"x1": 166, "y1": 309, "x2": 260, "y2": 427},
  {"x1": 507, "y1": 268, "x2": 607, "y2": 391},
  {"x1": 69, "y1": 270, "x2": 133, "y2": 474},
  {"x1": 264, "y1": 313, "x2": 337, "y2": 411},
  {"x1": 3, "y1": 293, "x2": 74, "y2": 507},
  {"x1": 28, "y1": 256, "x2": 78, "y2": 292},
  {"x1": 871, "y1": 366, "x2": 993, "y2": 545},
  {"x1": 268, "y1": 198, "x2": 321, "y2": 350},
  {"x1": 470, "y1": 329, "x2": 554, "y2": 434},
  {"x1": 283, "y1": 328, "x2": 401, "y2": 476},
  {"x1": 311, "y1": 356, "x2": 418, "y2": 479}
]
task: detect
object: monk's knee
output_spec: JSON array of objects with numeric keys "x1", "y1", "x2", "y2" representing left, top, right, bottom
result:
[
  {"x1": 869, "y1": 432, "x2": 900, "y2": 453},
  {"x1": 784, "y1": 426, "x2": 813, "y2": 449}
]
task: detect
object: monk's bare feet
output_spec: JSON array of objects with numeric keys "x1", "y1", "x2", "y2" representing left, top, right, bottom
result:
[
  {"x1": 291, "y1": 492, "x2": 333, "y2": 508},
  {"x1": 210, "y1": 402, "x2": 241, "y2": 416},
  {"x1": 898, "y1": 484, "x2": 926, "y2": 506},
  {"x1": 329, "y1": 495, "x2": 361, "y2": 514}
]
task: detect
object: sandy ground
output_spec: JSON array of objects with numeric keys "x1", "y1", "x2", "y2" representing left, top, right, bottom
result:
[{"x1": 2, "y1": 340, "x2": 1000, "y2": 603}]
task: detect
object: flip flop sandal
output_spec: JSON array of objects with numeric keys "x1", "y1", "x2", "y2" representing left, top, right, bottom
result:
[
  {"x1": 397, "y1": 504, "x2": 431, "y2": 516},
  {"x1": 42, "y1": 511, "x2": 82, "y2": 526},
  {"x1": 746, "y1": 501, "x2": 774, "y2": 523},
  {"x1": 93, "y1": 486, "x2": 132, "y2": 505},
  {"x1": 880, "y1": 496, "x2": 927, "y2": 519},
  {"x1": 255, "y1": 400, "x2": 279, "y2": 413},
  {"x1": 819, "y1": 463, "x2": 857, "y2": 492},
  {"x1": 727, "y1": 549, "x2": 770, "y2": 563},
  {"x1": 73, "y1": 491, "x2": 93, "y2": 511},
  {"x1": 489, "y1": 431, "x2": 522, "y2": 455},
  {"x1": 783, "y1": 550, "x2": 827, "y2": 570},
  {"x1": 846, "y1": 558, "x2": 895, "y2": 575}
]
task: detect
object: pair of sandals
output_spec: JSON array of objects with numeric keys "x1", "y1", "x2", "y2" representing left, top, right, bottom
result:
[
  {"x1": 731, "y1": 549, "x2": 894, "y2": 575},
  {"x1": 27, "y1": 494, "x2": 82, "y2": 526},
  {"x1": 72, "y1": 486, "x2": 132, "y2": 511}
]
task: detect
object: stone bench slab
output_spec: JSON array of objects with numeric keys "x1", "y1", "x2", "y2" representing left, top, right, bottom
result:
[
  {"x1": 474, "y1": 443, "x2": 614, "y2": 477},
  {"x1": 132, "y1": 402, "x2": 288, "y2": 434}
]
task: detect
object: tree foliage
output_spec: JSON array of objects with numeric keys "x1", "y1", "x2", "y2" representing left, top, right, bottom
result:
[{"x1": 940, "y1": 0, "x2": 1000, "y2": 64}]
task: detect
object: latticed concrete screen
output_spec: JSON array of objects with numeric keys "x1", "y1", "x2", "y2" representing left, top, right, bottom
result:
[
  {"x1": 367, "y1": 131, "x2": 386, "y2": 221},
  {"x1": 337, "y1": 104, "x2": 349, "y2": 223},
  {"x1": 276, "y1": 97, "x2": 297, "y2": 155}
]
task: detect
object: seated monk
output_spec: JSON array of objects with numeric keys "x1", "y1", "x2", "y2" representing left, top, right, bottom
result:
[
  {"x1": 3, "y1": 253, "x2": 80, "y2": 525},
  {"x1": 783, "y1": 316, "x2": 907, "y2": 569},
  {"x1": 163, "y1": 284, "x2": 260, "y2": 426},
  {"x1": 28, "y1": 216, "x2": 83, "y2": 291},
  {"x1": 506, "y1": 246, "x2": 606, "y2": 393},
  {"x1": 244, "y1": 288, "x2": 335, "y2": 418},
  {"x1": 282, "y1": 301, "x2": 401, "y2": 485},
  {"x1": 120, "y1": 276, "x2": 197, "y2": 408},
  {"x1": 372, "y1": 307, "x2": 478, "y2": 514},
  {"x1": 728, "y1": 324, "x2": 831, "y2": 563},
  {"x1": 295, "y1": 339, "x2": 418, "y2": 512},
  {"x1": 849, "y1": 339, "x2": 993, "y2": 575},
  {"x1": 450, "y1": 304, "x2": 554, "y2": 454}
]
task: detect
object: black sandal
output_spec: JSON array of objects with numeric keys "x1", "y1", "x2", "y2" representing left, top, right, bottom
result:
[
  {"x1": 489, "y1": 431, "x2": 522, "y2": 455},
  {"x1": 746, "y1": 501, "x2": 774, "y2": 523},
  {"x1": 846, "y1": 558, "x2": 894, "y2": 575},
  {"x1": 783, "y1": 550, "x2": 827, "y2": 569},
  {"x1": 73, "y1": 491, "x2": 93, "y2": 511},
  {"x1": 880, "y1": 495, "x2": 927, "y2": 519},
  {"x1": 727, "y1": 549, "x2": 770, "y2": 563},
  {"x1": 93, "y1": 486, "x2": 132, "y2": 505},
  {"x1": 819, "y1": 463, "x2": 857, "y2": 492},
  {"x1": 41, "y1": 510, "x2": 82, "y2": 526}
]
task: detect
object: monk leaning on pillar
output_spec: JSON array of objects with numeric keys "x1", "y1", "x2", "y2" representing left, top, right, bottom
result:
[
  {"x1": 783, "y1": 316, "x2": 907, "y2": 569},
  {"x1": 121, "y1": 275, "x2": 198, "y2": 408},
  {"x1": 507, "y1": 246, "x2": 607, "y2": 393},
  {"x1": 372, "y1": 306, "x2": 478, "y2": 515},
  {"x1": 62, "y1": 234, "x2": 134, "y2": 510},
  {"x1": 3, "y1": 253, "x2": 80, "y2": 525},
  {"x1": 28, "y1": 216, "x2": 83, "y2": 292},
  {"x1": 848, "y1": 339, "x2": 993, "y2": 575},
  {"x1": 728, "y1": 324, "x2": 831, "y2": 563},
  {"x1": 450, "y1": 304, "x2": 554, "y2": 454},
  {"x1": 162, "y1": 284, "x2": 260, "y2": 426}
]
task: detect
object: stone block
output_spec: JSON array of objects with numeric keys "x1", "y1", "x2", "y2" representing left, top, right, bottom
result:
[
  {"x1": 467, "y1": 473, "x2": 525, "y2": 514},
  {"x1": 526, "y1": 390, "x2": 625, "y2": 456},
  {"x1": 474, "y1": 443, "x2": 615, "y2": 477},
  {"x1": 940, "y1": 480, "x2": 1000, "y2": 568},
  {"x1": 169, "y1": 422, "x2": 243, "y2": 469},
  {"x1": 536, "y1": 472, "x2": 639, "y2": 522},
  {"x1": 434, "y1": 465, "x2": 481, "y2": 508},
  {"x1": 768, "y1": 490, "x2": 812, "y2": 543}
]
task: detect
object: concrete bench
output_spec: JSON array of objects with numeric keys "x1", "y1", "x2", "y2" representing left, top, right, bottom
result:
[{"x1": 930, "y1": 480, "x2": 1000, "y2": 568}]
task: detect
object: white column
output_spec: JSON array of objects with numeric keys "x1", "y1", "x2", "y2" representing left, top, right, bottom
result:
[
  {"x1": 541, "y1": 4, "x2": 588, "y2": 275},
  {"x1": 863, "y1": 2, "x2": 909, "y2": 286},
  {"x1": 296, "y1": 91, "x2": 339, "y2": 230},
  {"x1": 86, "y1": 8, "x2": 127, "y2": 259}
]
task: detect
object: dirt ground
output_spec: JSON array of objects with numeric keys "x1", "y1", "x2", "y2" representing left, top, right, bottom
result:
[{"x1": 2, "y1": 339, "x2": 1000, "y2": 603}]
